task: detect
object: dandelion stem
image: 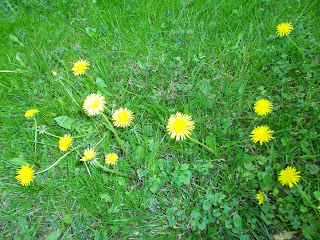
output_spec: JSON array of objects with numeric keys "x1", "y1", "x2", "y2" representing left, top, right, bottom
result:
[
  {"x1": 95, "y1": 132, "x2": 108, "y2": 147},
  {"x1": 95, "y1": 162, "x2": 137, "y2": 180},
  {"x1": 33, "y1": 117, "x2": 38, "y2": 163},
  {"x1": 44, "y1": 131, "x2": 60, "y2": 138},
  {"x1": 295, "y1": 184, "x2": 320, "y2": 220},
  {"x1": 189, "y1": 137, "x2": 215, "y2": 154},
  {"x1": 59, "y1": 79, "x2": 82, "y2": 109},
  {"x1": 85, "y1": 73, "x2": 96, "y2": 85},
  {"x1": 84, "y1": 161, "x2": 93, "y2": 181},
  {"x1": 265, "y1": 143, "x2": 278, "y2": 173},
  {"x1": 287, "y1": 35, "x2": 306, "y2": 61},
  {"x1": 101, "y1": 112, "x2": 137, "y2": 175},
  {"x1": 35, "y1": 145, "x2": 81, "y2": 175}
]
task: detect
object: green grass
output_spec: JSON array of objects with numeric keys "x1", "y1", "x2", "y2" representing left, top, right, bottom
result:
[{"x1": 1, "y1": 0, "x2": 320, "y2": 239}]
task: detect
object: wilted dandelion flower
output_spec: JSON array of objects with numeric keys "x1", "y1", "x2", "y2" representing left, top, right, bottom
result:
[
  {"x1": 81, "y1": 148, "x2": 96, "y2": 162},
  {"x1": 72, "y1": 59, "x2": 89, "y2": 76},
  {"x1": 256, "y1": 191, "x2": 264, "y2": 205},
  {"x1": 83, "y1": 93, "x2": 106, "y2": 116},
  {"x1": 276, "y1": 22, "x2": 293, "y2": 37},
  {"x1": 16, "y1": 164, "x2": 35, "y2": 186},
  {"x1": 59, "y1": 134, "x2": 72, "y2": 151},
  {"x1": 254, "y1": 99, "x2": 273, "y2": 116},
  {"x1": 105, "y1": 153, "x2": 118, "y2": 165},
  {"x1": 112, "y1": 108, "x2": 134, "y2": 128},
  {"x1": 278, "y1": 166, "x2": 301, "y2": 188},
  {"x1": 166, "y1": 112, "x2": 195, "y2": 141},
  {"x1": 25, "y1": 109, "x2": 39, "y2": 118},
  {"x1": 250, "y1": 126, "x2": 274, "y2": 145}
]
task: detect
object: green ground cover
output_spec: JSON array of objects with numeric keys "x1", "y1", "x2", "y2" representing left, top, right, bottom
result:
[{"x1": 0, "y1": 0, "x2": 319, "y2": 239}]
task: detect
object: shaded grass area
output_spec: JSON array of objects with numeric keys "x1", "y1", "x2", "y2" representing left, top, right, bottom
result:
[{"x1": 0, "y1": 0, "x2": 319, "y2": 239}]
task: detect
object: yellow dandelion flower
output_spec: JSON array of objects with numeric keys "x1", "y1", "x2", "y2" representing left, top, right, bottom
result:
[
  {"x1": 276, "y1": 22, "x2": 293, "y2": 37},
  {"x1": 72, "y1": 59, "x2": 89, "y2": 76},
  {"x1": 51, "y1": 70, "x2": 57, "y2": 76},
  {"x1": 112, "y1": 108, "x2": 134, "y2": 128},
  {"x1": 250, "y1": 125, "x2": 274, "y2": 145},
  {"x1": 166, "y1": 112, "x2": 195, "y2": 141},
  {"x1": 81, "y1": 148, "x2": 96, "y2": 162},
  {"x1": 83, "y1": 93, "x2": 106, "y2": 116},
  {"x1": 278, "y1": 166, "x2": 301, "y2": 188},
  {"x1": 58, "y1": 134, "x2": 73, "y2": 152},
  {"x1": 25, "y1": 109, "x2": 39, "y2": 118},
  {"x1": 254, "y1": 99, "x2": 273, "y2": 116},
  {"x1": 16, "y1": 164, "x2": 35, "y2": 186},
  {"x1": 256, "y1": 191, "x2": 264, "y2": 205},
  {"x1": 105, "y1": 153, "x2": 119, "y2": 165}
]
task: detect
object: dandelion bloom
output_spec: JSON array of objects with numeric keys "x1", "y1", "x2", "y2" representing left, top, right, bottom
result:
[
  {"x1": 81, "y1": 148, "x2": 96, "y2": 162},
  {"x1": 254, "y1": 99, "x2": 273, "y2": 116},
  {"x1": 59, "y1": 134, "x2": 72, "y2": 152},
  {"x1": 16, "y1": 164, "x2": 35, "y2": 186},
  {"x1": 166, "y1": 112, "x2": 195, "y2": 141},
  {"x1": 105, "y1": 153, "x2": 118, "y2": 165},
  {"x1": 256, "y1": 191, "x2": 264, "y2": 205},
  {"x1": 276, "y1": 22, "x2": 293, "y2": 37},
  {"x1": 83, "y1": 93, "x2": 106, "y2": 116},
  {"x1": 112, "y1": 108, "x2": 134, "y2": 128},
  {"x1": 278, "y1": 166, "x2": 301, "y2": 188},
  {"x1": 72, "y1": 59, "x2": 89, "y2": 76},
  {"x1": 25, "y1": 109, "x2": 39, "y2": 118},
  {"x1": 250, "y1": 125, "x2": 274, "y2": 145}
]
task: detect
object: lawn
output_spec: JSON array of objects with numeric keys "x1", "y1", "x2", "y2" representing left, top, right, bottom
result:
[{"x1": 0, "y1": 0, "x2": 319, "y2": 239}]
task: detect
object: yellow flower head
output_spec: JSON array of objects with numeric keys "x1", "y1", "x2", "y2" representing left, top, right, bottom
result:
[
  {"x1": 254, "y1": 99, "x2": 273, "y2": 116},
  {"x1": 278, "y1": 166, "x2": 301, "y2": 188},
  {"x1": 51, "y1": 70, "x2": 57, "y2": 76},
  {"x1": 166, "y1": 112, "x2": 195, "y2": 141},
  {"x1": 16, "y1": 164, "x2": 35, "y2": 186},
  {"x1": 81, "y1": 148, "x2": 96, "y2": 162},
  {"x1": 105, "y1": 153, "x2": 119, "y2": 165},
  {"x1": 250, "y1": 125, "x2": 274, "y2": 145},
  {"x1": 256, "y1": 191, "x2": 264, "y2": 205},
  {"x1": 59, "y1": 134, "x2": 73, "y2": 152},
  {"x1": 25, "y1": 109, "x2": 39, "y2": 118},
  {"x1": 83, "y1": 93, "x2": 106, "y2": 116},
  {"x1": 276, "y1": 22, "x2": 293, "y2": 37},
  {"x1": 72, "y1": 59, "x2": 89, "y2": 76},
  {"x1": 112, "y1": 108, "x2": 134, "y2": 128}
]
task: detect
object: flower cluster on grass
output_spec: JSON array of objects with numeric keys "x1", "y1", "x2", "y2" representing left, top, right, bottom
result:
[{"x1": 17, "y1": 46, "x2": 318, "y2": 228}]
